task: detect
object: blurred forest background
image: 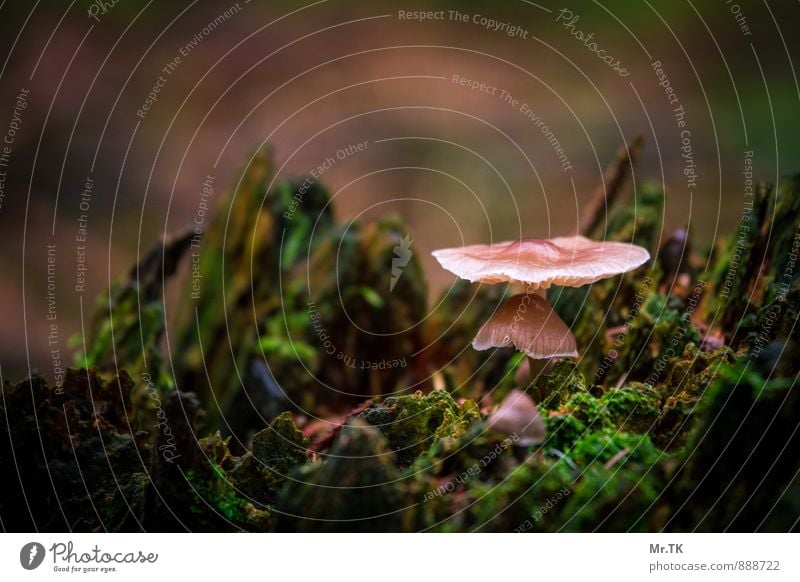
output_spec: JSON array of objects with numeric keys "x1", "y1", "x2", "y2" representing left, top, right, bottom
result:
[{"x1": 0, "y1": 0, "x2": 797, "y2": 379}]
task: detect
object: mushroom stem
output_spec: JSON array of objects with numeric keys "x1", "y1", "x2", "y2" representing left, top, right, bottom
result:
[
  {"x1": 514, "y1": 356, "x2": 554, "y2": 387},
  {"x1": 527, "y1": 356, "x2": 553, "y2": 379}
]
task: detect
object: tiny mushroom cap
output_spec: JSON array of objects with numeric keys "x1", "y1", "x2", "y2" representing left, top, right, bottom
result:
[
  {"x1": 473, "y1": 293, "x2": 577, "y2": 359},
  {"x1": 432, "y1": 235, "x2": 650, "y2": 291},
  {"x1": 487, "y1": 389, "x2": 546, "y2": 446}
]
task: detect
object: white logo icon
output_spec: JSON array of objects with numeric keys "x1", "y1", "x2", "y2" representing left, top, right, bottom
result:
[{"x1": 390, "y1": 235, "x2": 413, "y2": 292}]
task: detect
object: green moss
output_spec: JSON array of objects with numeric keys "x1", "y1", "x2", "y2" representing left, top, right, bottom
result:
[
  {"x1": 601, "y1": 293, "x2": 702, "y2": 387},
  {"x1": 560, "y1": 463, "x2": 661, "y2": 532},
  {"x1": 186, "y1": 465, "x2": 271, "y2": 530},
  {"x1": 663, "y1": 351, "x2": 800, "y2": 530},
  {"x1": 463, "y1": 461, "x2": 575, "y2": 532},
  {"x1": 544, "y1": 412, "x2": 588, "y2": 452},
  {"x1": 564, "y1": 391, "x2": 612, "y2": 428},
  {"x1": 600, "y1": 385, "x2": 661, "y2": 433},
  {"x1": 527, "y1": 359, "x2": 587, "y2": 406},
  {"x1": 250, "y1": 412, "x2": 309, "y2": 471},
  {"x1": 649, "y1": 345, "x2": 736, "y2": 450},
  {"x1": 230, "y1": 412, "x2": 309, "y2": 506},
  {"x1": 273, "y1": 420, "x2": 405, "y2": 532},
  {"x1": 358, "y1": 390, "x2": 479, "y2": 466},
  {"x1": 566, "y1": 428, "x2": 664, "y2": 468}
]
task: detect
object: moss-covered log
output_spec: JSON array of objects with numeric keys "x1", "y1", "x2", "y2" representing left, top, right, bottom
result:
[{"x1": 4, "y1": 146, "x2": 799, "y2": 532}]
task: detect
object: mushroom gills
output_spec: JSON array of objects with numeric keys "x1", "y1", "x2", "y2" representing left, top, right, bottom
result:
[{"x1": 472, "y1": 293, "x2": 578, "y2": 359}]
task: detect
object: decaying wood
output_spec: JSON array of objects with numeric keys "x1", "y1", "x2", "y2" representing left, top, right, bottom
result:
[{"x1": 578, "y1": 135, "x2": 645, "y2": 237}]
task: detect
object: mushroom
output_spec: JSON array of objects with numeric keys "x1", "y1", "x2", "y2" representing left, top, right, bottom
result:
[
  {"x1": 433, "y1": 235, "x2": 650, "y2": 382},
  {"x1": 487, "y1": 389, "x2": 545, "y2": 446},
  {"x1": 472, "y1": 292, "x2": 577, "y2": 378},
  {"x1": 432, "y1": 235, "x2": 650, "y2": 291}
]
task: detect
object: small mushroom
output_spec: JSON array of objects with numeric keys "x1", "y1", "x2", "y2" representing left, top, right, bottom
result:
[
  {"x1": 487, "y1": 389, "x2": 545, "y2": 446},
  {"x1": 433, "y1": 235, "x2": 649, "y2": 383},
  {"x1": 658, "y1": 229, "x2": 690, "y2": 282},
  {"x1": 657, "y1": 229, "x2": 693, "y2": 297}
]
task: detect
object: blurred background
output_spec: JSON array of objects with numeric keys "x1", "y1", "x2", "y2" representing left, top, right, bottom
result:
[{"x1": 0, "y1": 0, "x2": 797, "y2": 380}]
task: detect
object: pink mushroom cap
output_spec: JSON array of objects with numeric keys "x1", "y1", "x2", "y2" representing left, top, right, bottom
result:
[{"x1": 432, "y1": 235, "x2": 650, "y2": 291}]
